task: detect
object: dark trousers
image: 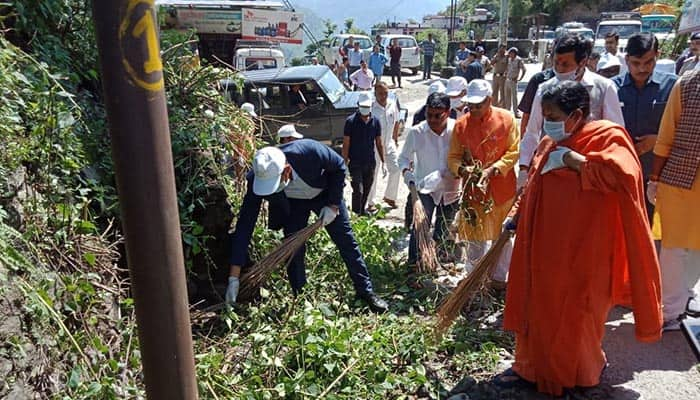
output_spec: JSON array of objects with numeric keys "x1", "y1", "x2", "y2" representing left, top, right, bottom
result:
[
  {"x1": 349, "y1": 161, "x2": 376, "y2": 214},
  {"x1": 408, "y1": 193, "x2": 458, "y2": 263},
  {"x1": 423, "y1": 55, "x2": 433, "y2": 79},
  {"x1": 283, "y1": 197, "x2": 373, "y2": 296}
]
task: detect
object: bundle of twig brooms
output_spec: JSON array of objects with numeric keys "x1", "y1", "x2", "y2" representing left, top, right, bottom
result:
[
  {"x1": 434, "y1": 227, "x2": 513, "y2": 335},
  {"x1": 238, "y1": 219, "x2": 324, "y2": 300},
  {"x1": 410, "y1": 184, "x2": 440, "y2": 273}
]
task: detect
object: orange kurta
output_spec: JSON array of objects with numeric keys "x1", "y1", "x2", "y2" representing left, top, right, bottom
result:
[{"x1": 503, "y1": 120, "x2": 662, "y2": 396}]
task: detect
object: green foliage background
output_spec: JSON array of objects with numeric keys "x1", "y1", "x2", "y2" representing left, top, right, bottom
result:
[{"x1": 0, "y1": 2, "x2": 511, "y2": 399}]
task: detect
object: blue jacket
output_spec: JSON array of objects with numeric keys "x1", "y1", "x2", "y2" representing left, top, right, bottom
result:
[
  {"x1": 229, "y1": 139, "x2": 346, "y2": 266},
  {"x1": 368, "y1": 52, "x2": 388, "y2": 76}
]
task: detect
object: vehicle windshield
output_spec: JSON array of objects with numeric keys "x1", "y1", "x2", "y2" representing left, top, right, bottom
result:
[
  {"x1": 572, "y1": 29, "x2": 594, "y2": 40},
  {"x1": 317, "y1": 70, "x2": 346, "y2": 104},
  {"x1": 391, "y1": 37, "x2": 417, "y2": 47},
  {"x1": 342, "y1": 37, "x2": 372, "y2": 49},
  {"x1": 642, "y1": 16, "x2": 675, "y2": 34},
  {"x1": 596, "y1": 24, "x2": 641, "y2": 39},
  {"x1": 245, "y1": 58, "x2": 277, "y2": 70},
  {"x1": 543, "y1": 31, "x2": 556, "y2": 39}
]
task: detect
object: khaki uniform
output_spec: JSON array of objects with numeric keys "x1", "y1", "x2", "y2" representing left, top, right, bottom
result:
[
  {"x1": 491, "y1": 53, "x2": 508, "y2": 107},
  {"x1": 505, "y1": 56, "x2": 525, "y2": 115}
]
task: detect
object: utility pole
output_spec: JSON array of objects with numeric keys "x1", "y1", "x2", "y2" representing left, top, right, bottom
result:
[
  {"x1": 91, "y1": 1, "x2": 198, "y2": 399},
  {"x1": 499, "y1": 0, "x2": 509, "y2": 46}
]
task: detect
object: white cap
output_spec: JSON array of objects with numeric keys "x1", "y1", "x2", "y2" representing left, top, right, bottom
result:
[
  {"x1": 252, "y1": 147, "x2": 286, "y2": 196},
  {"x1": 428, "y1": 81, "x2": 446, "y2": 95},
  {"x1": 241, "y1": 102, "x2": 257, "y2": 117},
  {"x1": 464, "y1": 79, "x2": 492, "y2": 103},
  {"x1": 655, "y1": 59, "x2": 676, "y2": 75},
  {"x1": 277, "y1": 124, "x2": 304, "y2": 139},
  {"x1": 357, "y1": 92, "x2": 373, "y2": 107},
  {"x1": 445, "y1": 76, "x2": 468, "y2": 96},
  {"x1": 597, "y1": 54, "x2": 621, "y2": 71}
]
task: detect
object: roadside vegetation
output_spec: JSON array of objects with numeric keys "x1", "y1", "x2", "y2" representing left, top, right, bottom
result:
[{"x1": 0, "y1": 2, "x2": 514, "y2": 399}]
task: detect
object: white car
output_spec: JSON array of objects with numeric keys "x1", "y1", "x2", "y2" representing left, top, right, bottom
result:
[
  {"x1": 321, "y1": 34, "x2": 373, "y2": 66},
  {"x1": 379, "y1": 34, "x2": 421, "y2": 75}
]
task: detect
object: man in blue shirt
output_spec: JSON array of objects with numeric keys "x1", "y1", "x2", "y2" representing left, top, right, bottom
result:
[
  {"x1": 612, "y1": 32, "x2": 677, "y2": 222},
  {"x1": 225, "y1": 140, "x2": 389, "y2": 313},
  {"x1": 463, "y1": 50, "x2": 483, "y2": 82},
  {"x1": 454, "y1": 41, "x2": 469, "y2": 78},
  {"x1": 342, "y1": 93, "x2": 385, "y2": 215},
  {"x1": 420, "y1": 33, "x2": 436, "y2": 80},
  {"x1": 368, "y1": 45, "x2": 388, "y2": 85}
]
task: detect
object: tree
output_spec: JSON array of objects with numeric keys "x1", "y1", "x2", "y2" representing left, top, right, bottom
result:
[
  {"x1": 323, "y1": 19, "x2": 337, "y2": 40},
  {"x1": 344, "y1": 18, "x2": 354, "y2": 33}
]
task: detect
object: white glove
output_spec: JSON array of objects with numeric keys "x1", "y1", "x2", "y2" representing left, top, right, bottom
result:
[
  {"x1": 319, "y1": 206, "x2": 339, "y2": 226},
  {"x1": 516, "y1": 170, "x2": 528, "y2": 190},
  {"x1": 647, "y1": 181, "x2": 658, "y2": 205},
  {"x1": 403, "y1": 170, "x2": 416, "y2": 186},
  {"x1": 225, "y1": 276, "x2": 240, "y2": 304},
  {"x1": 540, "y1": 146, "x2": 572, "y2": 175},
  {"x1": 382, "y1": 163, "x2": 388, "y2": 178}
]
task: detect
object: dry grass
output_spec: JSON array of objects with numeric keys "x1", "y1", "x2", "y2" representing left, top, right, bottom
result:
[
  {"x1": 410, "y1": 185, "x2": 440, "y2": 274},
  {"x1": 435, "y1": 229, "x2": 512, "y2": 336},
  {"x1": 238, "y1": 219, "x2": 324, "y2": 300}
]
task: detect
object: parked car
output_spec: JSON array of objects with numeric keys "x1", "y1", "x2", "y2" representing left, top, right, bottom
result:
[
  {"x1": 320, "y1": 34, "x2": 373, "y2": 66},
  {"x1": 379, "y1": 34, "x2": 421, "y2": 75},
  {"x1": 219, "y1": 65, "x2": 407, "y2": 148}
]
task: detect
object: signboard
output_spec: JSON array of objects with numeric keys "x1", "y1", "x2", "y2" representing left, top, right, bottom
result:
[
  {"x1": 679, "y1": 0, "x2": 700, "y2": 34},
  {"x1": 241, "y1": 8, "x2": 304, "y2": 44},
  {"x1": 174, "y1": 8, "x2": 242, "y2": 34}
]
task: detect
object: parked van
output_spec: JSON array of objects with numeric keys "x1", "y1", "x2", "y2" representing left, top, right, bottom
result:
[
  {"x1": 379, "y1": 34, "x2": 421, "y2": 75},
  {"x1": 233, "y1": 40, "x2": 286, "y2": 71},
  {"x1": 321, "y1": 34, "x2": 373, "y2": 66}
]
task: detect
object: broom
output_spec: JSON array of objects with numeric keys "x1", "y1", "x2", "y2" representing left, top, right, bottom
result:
[
  {"x1": 238, "y1": 219, "x2": 324, "y2": 300},
  {"x1": 434, "y1": 227, "x2": 513, "y2": 336},
  {"x1": 410, "y1": 184, "x2": 440, "y2": 274}
]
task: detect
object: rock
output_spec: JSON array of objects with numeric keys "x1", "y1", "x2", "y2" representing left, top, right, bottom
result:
[{"x1": 450, "y1": 376, "x2": 477, "y2": 394}]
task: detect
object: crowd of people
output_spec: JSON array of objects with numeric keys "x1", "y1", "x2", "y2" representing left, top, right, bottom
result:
[{"x1": 227, "y1": 30, "x2": 700, "y2": 396}]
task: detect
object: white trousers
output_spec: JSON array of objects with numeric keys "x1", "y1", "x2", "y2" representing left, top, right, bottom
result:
[
  {"x1": 660, "y1": 247, "x2": 700, "y2": 321},
  {"x1": 367, "y1": 144, "x2": 401, "y2": 204},
  {"x1": 465, "y1": 237, "x2": 514, "y2": 283}
]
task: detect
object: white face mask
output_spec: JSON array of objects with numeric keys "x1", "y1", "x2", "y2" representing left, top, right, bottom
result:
[
  {"x1": 555, "y1": 66, "x2": 581, "y2": 82},
  {"x1": 450, "y1": 98, "x2": 463, "y2": 110},
  {"x1": 359, "y1": 106, "x2": 371, "y2": 116}
]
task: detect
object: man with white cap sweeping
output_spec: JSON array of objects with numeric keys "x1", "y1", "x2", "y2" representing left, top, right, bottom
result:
[
  {"x1": 447, "y1": 79, "x2": 519, "y2": 285},
  {"x1": 277, "y1": 124, "x2": 304, "y2": 145},
  {"x1": 225, "y1": 140, "x2": 389, "y2": 313}
]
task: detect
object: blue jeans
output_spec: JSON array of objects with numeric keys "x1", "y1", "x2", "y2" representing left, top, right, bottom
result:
[
  {"x1": 408, "y1": 193, "x2": 458, "y2": 263},
  {"x1": 423, "y1": 56, "x2": 433, "y2": 79},
  {"x1": 284, "y1": 197, "x2": 373, "y2": 296}
]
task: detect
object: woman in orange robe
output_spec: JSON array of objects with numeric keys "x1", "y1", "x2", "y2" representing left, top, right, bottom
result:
[{"x1": 502, "y1": 81, "x2": 663, "y2": 396}]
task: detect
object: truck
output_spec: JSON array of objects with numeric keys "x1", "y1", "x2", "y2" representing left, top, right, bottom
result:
[
  {"x1": 641, "y1": 14, "x2": 676, "y2": 42},
  {"x1": 556, "y1": 22, "x2": 595, "y2": 41},
  {"x1": 594, "y1": 12, "x2": 642, "y2": 54},
  {"x1": 233, "y1": 40, "x2": 286, "y2": 71}
]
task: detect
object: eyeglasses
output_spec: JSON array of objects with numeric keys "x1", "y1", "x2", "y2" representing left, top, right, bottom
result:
[
  {"x1": 468, "y1": 100, "x2": 487, "y2": 110},
  {"x1": 426, "y1": 112, "x2": 447, "y2": 119}
]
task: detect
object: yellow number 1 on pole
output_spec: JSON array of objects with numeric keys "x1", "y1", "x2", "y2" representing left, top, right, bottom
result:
[{"x1": 132, "y1": 9, "x2": 162, "y2": 74}]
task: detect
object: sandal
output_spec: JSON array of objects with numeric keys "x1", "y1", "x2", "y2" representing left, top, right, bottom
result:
[
  {"x1": 383, "y1": 198, "x2": 398, "y2": 209},
  {"x1": 492, "y1": 368, "x2": 535, "y2": 390}
]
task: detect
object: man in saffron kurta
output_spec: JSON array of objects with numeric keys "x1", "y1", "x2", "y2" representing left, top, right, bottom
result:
[
  {"x1": 503, "y1": 81, "x2": 662, "y2": 396},
  {"x1": 447, "y1": 80, "x2": 519, "y2": 282}
]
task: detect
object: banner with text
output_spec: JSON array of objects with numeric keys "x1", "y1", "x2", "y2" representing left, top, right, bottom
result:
[
  {"x1": 241, "y1": 8, "x2": 304, "y2": 44},
  {"x1": 679, "y1": 0, "x2": 700, "y2": 34},
  {"x1": 174, "y1": 8, "x2": 242, "y2": 34}
]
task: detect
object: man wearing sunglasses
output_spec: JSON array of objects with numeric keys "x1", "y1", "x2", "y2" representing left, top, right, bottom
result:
[{"x1": 447, "y1": 79, "x2": 520, "y2": 286}]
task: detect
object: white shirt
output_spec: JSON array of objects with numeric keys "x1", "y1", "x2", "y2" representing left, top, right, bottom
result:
[
  {"x1": 284, "y1": 167, "x2": 322, "y2": 199},
  {"x1": 348, "y1": 49, "x2": 364, "y2": 66},
  {"x1": 350, "y1": 68, "x2": 375, "y2": 90},
  {"x1": 371, "y1": 99, "x2": 399, "y2": 154},
  {"x1": 519, "y1": 69, "x2": 625, "y2": 167},
  {"x1": 398, "y1": 119, "x2": 460, "y2": 205}
]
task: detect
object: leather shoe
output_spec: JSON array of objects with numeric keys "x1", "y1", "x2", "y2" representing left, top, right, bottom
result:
[{"x1": 359, "y1": 292, "x2": 389, "y2": 313}]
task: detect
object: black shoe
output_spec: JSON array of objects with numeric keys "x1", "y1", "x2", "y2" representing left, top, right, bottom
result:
[{"x1": 358, "y1": 292, "x2": 388, "y2": 313}]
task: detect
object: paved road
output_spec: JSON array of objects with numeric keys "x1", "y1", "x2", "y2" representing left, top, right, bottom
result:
[{"x1": 342, "y1": 63, "x2": 700, "y2": 399}]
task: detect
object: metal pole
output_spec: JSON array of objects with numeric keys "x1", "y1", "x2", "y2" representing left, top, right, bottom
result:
[
  {"x1": 499, "y1": 0, "x2": 509, "y2": 46},
  {"x1": 91, "y1": 1, "x2": 198, "y2": 399}
]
